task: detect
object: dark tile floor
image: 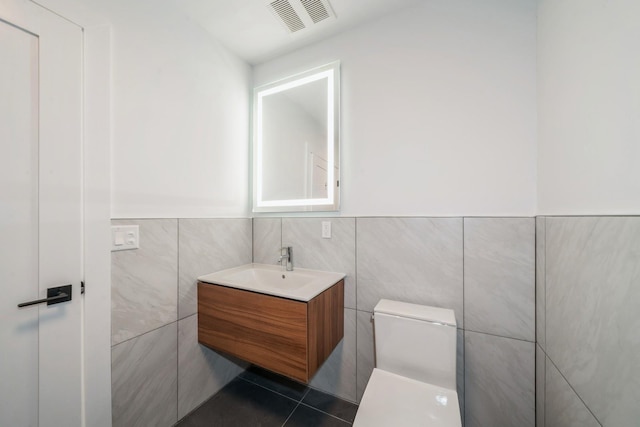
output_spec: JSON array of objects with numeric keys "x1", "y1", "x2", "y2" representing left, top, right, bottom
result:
[{"x1": 177, "y1": 366, "x2": 359, "y2": 427}]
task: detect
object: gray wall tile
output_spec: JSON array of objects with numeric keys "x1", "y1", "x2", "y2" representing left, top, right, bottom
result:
[
  {"x1": 545, "y1": 357, "x2": 600, "y2": 427},
  {"x1": 356, "y1": 310, "x2": 374, "y2": 402},
  {"x1": 546, "y1": 217, "x2": 640, "y2": 426},
  {"x1": 110, "y1": 215, "x2": 539, "y2": 424},
  {"x1": 536, "y1": 344, "x2": 545, "y2": 427},
  {"x1": 357, "y1": 217, "x2": 463, "y2": 325},
  {"x1": 282, "y1": 218, "x2": 357, "y2": 309},
  {"x1": 177, "y1": 314, "x2": 246, "y2": 419},
  {"x1": 178, "y1": 218, "x2": 252, "y2": 319},
  {"x1": 112, "y1": 219, "x2": 178, "y2": 345},
  {"x1": 464, "y1": 218, "x2": 535, "y2": 341},
  {"x1": 112, "y1": 323, "x2": 177, "y2": 427},
  {"x1": 310, "y1": 308, "x2": 357, "y2": 402},
  {"x1": 465, "y1": 330, "x2": 535, "y2": 427},
  {"x1": 253, "y1": 217, "x2": 282, "y2": 264},
  {"x1": 536, "y1": 217, "x2": 546, "y2": 349},
  {"x1": 457, "y1": 329, "x2": 465, "y2": 423}
]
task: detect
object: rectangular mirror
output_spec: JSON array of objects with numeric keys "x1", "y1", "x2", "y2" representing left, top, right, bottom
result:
[{"x1": 253, "y1": 62, "x2": 340, "y2": 212}]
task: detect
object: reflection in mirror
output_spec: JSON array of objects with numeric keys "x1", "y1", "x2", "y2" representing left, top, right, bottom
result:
[{"x1": 253, "y1": 62, "x2": 340, "y2": 212}]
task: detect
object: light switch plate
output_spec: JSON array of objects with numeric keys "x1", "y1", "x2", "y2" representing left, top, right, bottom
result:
[
  {"x1": 111, "y1": 225, "x2": 139, "y2": 251},
  {"x1": 322, "y1": 221, "x2": 332, "y2": 239}
]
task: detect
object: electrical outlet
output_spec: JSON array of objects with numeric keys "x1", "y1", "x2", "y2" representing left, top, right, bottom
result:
[{"x1": 322, "y1": 221, "x2": 332, "y2": 239}]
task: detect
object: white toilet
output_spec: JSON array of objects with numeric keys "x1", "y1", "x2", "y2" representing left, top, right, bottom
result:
[{"x1": 354, "y1": 299, "x2": 462, "y2": 427}]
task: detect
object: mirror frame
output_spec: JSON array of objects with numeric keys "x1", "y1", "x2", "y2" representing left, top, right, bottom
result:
[{"x1": 252, "y1": 61, "x2": 340, "y2": 213}]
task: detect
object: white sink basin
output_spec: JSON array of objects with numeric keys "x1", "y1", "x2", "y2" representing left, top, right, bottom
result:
[{"x1": 198, "y1": 264, "x2": 345, "y2": 301}]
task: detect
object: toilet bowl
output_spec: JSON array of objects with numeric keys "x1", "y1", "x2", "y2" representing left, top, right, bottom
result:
[{"x1": 353, "y1": 299, "x2": 462, "y2": 427}]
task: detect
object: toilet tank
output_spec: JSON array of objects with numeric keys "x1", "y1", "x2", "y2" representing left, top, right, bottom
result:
[{"x1": 373, "y1": 299, "x2": 457, "y2": 391}]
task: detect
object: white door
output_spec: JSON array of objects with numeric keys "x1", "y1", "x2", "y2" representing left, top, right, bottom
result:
[{"x1": 0, "y1": 0, "x2": 83, "y2": 426}]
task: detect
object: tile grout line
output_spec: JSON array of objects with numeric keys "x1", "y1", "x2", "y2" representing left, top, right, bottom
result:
[
  {"x1": 464, "y1": 328, "x2": 535, "y2": 344},
  {"x1": 301, "y1": 387, "x2": 311, "y2": 400},
  {"x1": 109, "y1": 224, "x2": 113, "y2": 427},
  {"x1": 307, "y1": 384, "x2": 359, "y2": 406},
  {"x1": 176, "y1": 218, "x2": 180, "y2": 424},
  {"x1": 297, "y1": 401, "x2": 354, "y2": 424},
  {"x1": 281, "y1": 387, "x2": 309, "y2": 427},
  {"x1": 544, "y1": 217, "x2": 547, "y2": 364},
  {"x1": 545, "y1": 355, "x2": 603, "y2": 426},
  {"x1": 237, "y1": 375, "x2": 356, "y2": 425},
  {"x1": 281, "y1": 400, "x2": 302, "y2": 427},
  {"x1": 461, "y1": 217, "x2": 466, "y2": 418},
  {"x1": 237, "y1": 375, "x2": 307, "y2": 405},
  {"x1": 533, "y1": 217, "x2": 538, "y2": 427},
  {"x1": 283, "y1": 388, "x2": 356, "y2": 426},
  {"x1": 354, "y1": 217, "x2": 358, "y2": 402},
  {"x1": 543, "y1": 345, "x2": 546, "y2": 427},
  {"x1": 174, "y1": 379, "x2": 219, "y2": 425},
  {"x1": 543, "y1": 216, "x2": 547, "y2": 427},
  {"x1": 112, "y1": 319, "x2": 179, "y2": 348}
]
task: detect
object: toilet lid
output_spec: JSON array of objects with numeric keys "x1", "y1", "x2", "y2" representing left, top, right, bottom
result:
[{"x1": 354, "y1": 369, "x2": 462, "y2": 427}]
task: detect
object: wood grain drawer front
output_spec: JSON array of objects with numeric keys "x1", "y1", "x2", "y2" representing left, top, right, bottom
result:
[{"x1": 198, "y1": 283, "x2": 308, "y2": 382}]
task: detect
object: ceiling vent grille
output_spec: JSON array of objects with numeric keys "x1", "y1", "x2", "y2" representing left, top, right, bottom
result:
[
  {"x1": 269, "y1": 0, "x2": 306, "y2": 33},
  {"x1": 267, "y1": 0, "x2": 335, "y2": 34},
  {"x1": 301, "y1": 0, "x2": 330, "y2": 24}
]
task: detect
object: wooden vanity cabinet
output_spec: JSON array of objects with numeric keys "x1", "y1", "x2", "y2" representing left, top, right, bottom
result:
[{"x1": 197, "y1": 279, "x2": 344, "y2": 383}]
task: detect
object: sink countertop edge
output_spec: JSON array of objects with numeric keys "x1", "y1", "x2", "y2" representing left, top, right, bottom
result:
[{"x1": 197, "y1": 263, "x2": 346, "y2": 302}]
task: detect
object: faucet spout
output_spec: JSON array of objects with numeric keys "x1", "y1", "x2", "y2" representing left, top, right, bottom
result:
[{"x1": 278, "y1": 246, "x2": 293, "y2": 271}]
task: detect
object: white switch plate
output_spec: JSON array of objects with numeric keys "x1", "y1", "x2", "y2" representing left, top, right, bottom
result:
[
  {"x1": 322, "y1": 221, "x2": 332, "y2": 239},
  {"x1": 111, "y1": 225, "x2": 139, "y2": 251}
]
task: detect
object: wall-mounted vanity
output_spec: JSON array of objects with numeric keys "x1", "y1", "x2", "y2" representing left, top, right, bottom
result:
[
  {"x1": 253, "y1": 62, "x2": 340, "y2": 212},
  {"x1": 197, "y1": 264, "x2": 345, "y2": 383}
]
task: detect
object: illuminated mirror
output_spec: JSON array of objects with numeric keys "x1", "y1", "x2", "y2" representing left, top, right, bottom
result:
[{"x1": 253, "y1": 62, "x2": 340, "y2": 212}]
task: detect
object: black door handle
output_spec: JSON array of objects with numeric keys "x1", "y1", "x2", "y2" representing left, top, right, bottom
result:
[{"x1": 18, "y1": 284, "x2": 72, "y2": 308}]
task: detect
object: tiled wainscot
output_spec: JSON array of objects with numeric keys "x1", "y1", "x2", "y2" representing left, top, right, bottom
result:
[{"x1": 113, "y1": 216, "x2": 537, "y2": 426}]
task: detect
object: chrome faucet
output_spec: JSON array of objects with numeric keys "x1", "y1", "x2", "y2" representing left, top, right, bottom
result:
[{"x1": 278, "y1": 246, "x2": 293, "y2": 271}]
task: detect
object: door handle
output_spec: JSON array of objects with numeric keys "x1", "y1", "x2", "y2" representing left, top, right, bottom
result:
[{"x1": 18, "y1": 284, "x2": 72, "y2": 308}]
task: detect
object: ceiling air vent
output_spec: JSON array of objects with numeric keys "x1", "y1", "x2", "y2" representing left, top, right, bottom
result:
[
  {"x1": 267, "y1": 0, "x2": 336, "y2": 34},
  {"x1": 301, "y1": 0, "x2": 330, "y2": 24},
  {"x1": 269, "y1": 0, "x2": 306, "y2": 33}
]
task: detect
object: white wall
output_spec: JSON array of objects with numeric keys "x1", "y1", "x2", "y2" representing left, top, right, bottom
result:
[
  {"x1": 102, "y1": 0, "x2": 251, "y2": 218},
  {"x1": 254, "y1": 0, "x2": 537, "y2": 217},
  {"x1": 537, "y1": 0, "x2": 640, "y2": 215}
]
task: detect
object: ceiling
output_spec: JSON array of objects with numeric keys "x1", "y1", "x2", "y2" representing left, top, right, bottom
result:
[{"x1": 171, "y1": 0, "x2": 421, "y2": 65}]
